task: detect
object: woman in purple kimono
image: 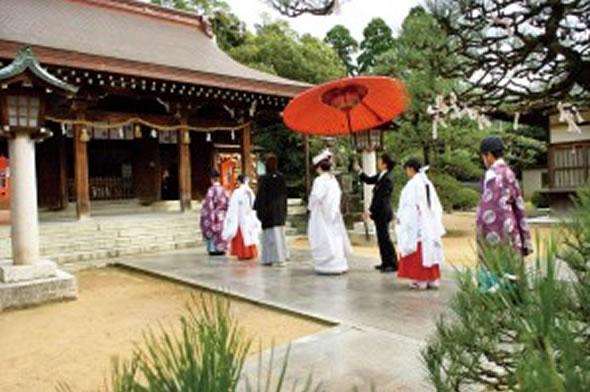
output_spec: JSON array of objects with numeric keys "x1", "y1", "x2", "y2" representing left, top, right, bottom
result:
[
  {"x1": 200, "y1": 169, "x2": 229, "y2": 256},
  {"x1": 477, "y1": 136, "x2": 533, "y2": 290}
]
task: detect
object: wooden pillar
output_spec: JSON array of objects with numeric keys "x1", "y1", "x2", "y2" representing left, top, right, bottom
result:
[
  {"x1": 241, "y1": 123, "x2": 253, "y2": 180},
  {"x1": 73, "y1": 107, "x2": 90, "y2": 219},
  {"x1": 178, "y1": 122, "x2": 192, "y2": 212}
]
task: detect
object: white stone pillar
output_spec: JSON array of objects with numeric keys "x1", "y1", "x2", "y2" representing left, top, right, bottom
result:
[
  {"x1": 362, "y1": 149, "x2": 377, "y2": 212},
  {"x1": 9, "y1": 132, "x2": 40, "y2": 265}
]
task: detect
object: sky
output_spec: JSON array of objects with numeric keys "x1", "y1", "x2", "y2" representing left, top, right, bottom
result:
[{"x1": 224, "y1": 0, "x2": 423, "y2": 41}]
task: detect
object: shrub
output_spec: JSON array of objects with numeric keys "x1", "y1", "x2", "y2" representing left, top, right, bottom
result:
[
  {"x1": 452, "y1": 187, "x2": 479, "y2": 211},
  {"x1": 531, "y1": 191, "x2": 549, "y2": 208},
  {"x1": 429, "y1": 173, "x2": 479, "y2": 211},
  {"x1": 422, "y1": 186, "x2": 590, "y2": 391}
]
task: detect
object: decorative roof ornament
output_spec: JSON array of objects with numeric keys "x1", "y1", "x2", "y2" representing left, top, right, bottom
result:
[{"x1": 0, "y1": 46, "x2": 78, "y2": 94}]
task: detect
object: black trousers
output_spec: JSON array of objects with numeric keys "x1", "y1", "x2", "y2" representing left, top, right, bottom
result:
[{"x1": 374, "y1": 217, "x2": 398, "y2": 268}]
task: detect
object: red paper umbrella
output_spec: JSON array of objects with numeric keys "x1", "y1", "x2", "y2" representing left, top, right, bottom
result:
[{"x1": 283, "y1": 76, "x2": 410, "y2": 136}]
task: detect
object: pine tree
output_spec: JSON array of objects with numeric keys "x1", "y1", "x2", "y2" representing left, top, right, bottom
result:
[{"x1": 423, "y1": 187, "x2": 590, "y2": 391}]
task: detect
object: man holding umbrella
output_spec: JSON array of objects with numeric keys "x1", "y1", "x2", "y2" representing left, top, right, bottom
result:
[{"x1": 355, "y1": 154, "x2": 398, "y2": 273}]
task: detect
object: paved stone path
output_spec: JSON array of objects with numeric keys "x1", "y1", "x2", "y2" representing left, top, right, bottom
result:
[{"x1": 119, "y1": 247, "x2": 459, "y2": 391}]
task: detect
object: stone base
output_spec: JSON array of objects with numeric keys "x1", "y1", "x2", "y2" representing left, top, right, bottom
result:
[
  {"x1": 0, "y1": 258, "x2": 57, "y2": 283},
  {"x1": 0, "y1": 260, "x2": 78, "y2": 311}
]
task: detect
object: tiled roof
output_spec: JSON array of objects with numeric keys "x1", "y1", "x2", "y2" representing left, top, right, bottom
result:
[{"x1": 0, "y1": 0, "x2": 309, "y2": 91}]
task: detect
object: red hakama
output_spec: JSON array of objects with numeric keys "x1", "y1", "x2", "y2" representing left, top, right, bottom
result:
[
  {"x1": 231, "y1": 228, "x2": 258, "y2": 260},
  {"x1": 397, "y1": 242, "x2": 441, "y2": 281}
]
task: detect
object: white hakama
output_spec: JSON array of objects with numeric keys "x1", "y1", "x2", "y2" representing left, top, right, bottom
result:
[{"x1": 307, "y1": 173, "x2": 351, "y2": 274}]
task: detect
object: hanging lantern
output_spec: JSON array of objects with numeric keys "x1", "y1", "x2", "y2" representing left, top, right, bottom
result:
[
  {"x1": 183, "y1": 130, "x2": 191, "y2": 144},
  {"x1": 61, "y1": 122, "x2": 67, "y2": 135},
  {"x1": 134, "y1": 124, "x2": 142, "y2": 138},
  {"x1": 150, "y1": 129, "x2": 157, "y2": 138},
  {"x1": 206, "y1": 132, "x2": 212, "y2": 142},
  {"x1": 231, "y1": 129, "x2": 235, "y2": 140},
  {"x1": 352, "y1": 129, "x2": 383, "y2": 152},
  {"x1": 80, "y1": 128, "x2": 90, "y2": 142},
  {"x1": 118, "y1": 127, "x2": 124, "y2": 139}
]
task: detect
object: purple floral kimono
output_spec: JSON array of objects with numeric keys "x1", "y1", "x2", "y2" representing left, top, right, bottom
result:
[
  {"x1": 200, "y1": 182, "x2": 229, "y2": 252},
  {"x1": 476, "y1": 159, "x2": 533, "y2": 258}
]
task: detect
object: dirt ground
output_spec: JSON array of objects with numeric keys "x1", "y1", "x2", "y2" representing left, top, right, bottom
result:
[
  {"x1": 295, "y1": 212, "x2": 558, "y2": 267},
  {"x1": 0, "y1": 268, "x2": 327, "y2": 392}
]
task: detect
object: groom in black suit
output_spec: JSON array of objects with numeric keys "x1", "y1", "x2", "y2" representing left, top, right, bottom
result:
[{"x1": 356, "y1": 153, "x2": 398, "y2": 273}]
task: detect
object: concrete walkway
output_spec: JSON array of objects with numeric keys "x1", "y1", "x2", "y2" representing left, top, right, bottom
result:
[{"x1": 119, "y1": 247, "x2": 459, "y2": 391}]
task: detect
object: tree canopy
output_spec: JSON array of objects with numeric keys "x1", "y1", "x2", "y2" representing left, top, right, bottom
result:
[
  {"x1": 227, "y1": 18, "x2": 345, "y2": 84},
  {"x1": 324, "y1": 25, "x2": 358, "y2": 76},
  {"x1": 429, "y1": 0, "x2": 590, "y2": 112},
  {"x1": 357, "y1": 18, "x2": 394, "y2": 74},
  {"x1": 265, "y1": 0, "x2": 338, "y2": 17}
]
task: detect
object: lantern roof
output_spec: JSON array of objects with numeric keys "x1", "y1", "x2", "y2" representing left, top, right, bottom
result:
[{"x1": 0, "y1": 46, "x2": 78, "y2": 94}]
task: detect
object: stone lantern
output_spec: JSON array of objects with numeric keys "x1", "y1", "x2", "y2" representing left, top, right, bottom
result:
[
  {"x1": 352, "y1": 128, "x2": 384, "y2": 212},
  {"x1": 0, "y1": 47, "x2": 78, "y2": 310}
]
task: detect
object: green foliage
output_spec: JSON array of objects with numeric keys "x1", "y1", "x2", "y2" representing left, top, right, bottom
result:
[
  {"x1": 228, "y1": 18, "x2": 345, "y2": 84},
  {"x1": 429, "y1": 173, "x2": 479, "y2": 211},
  {"x1": 531, "y1": 191, "x2": 549, "y2": 209},
  {"x1": 357, "y1": 18, "x2": 394, "y2": 74},
  {"x1": 324, "y1": 25, "x2": 358, "y2": 76},
  {"x1": 423, "y1": 186, "x2": 590, "y2": 391},
  {"x1": 254, "y1": 124, "x2": 306, "y2": 196}
]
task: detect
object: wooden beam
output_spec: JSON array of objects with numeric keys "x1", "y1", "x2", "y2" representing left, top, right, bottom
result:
[
  {"x1": 241, "y1": 122, "x2": 253, "y2": 181},
  {"x1": 73, "y1": 106, "x2": 90, "y2": 219},
  {"x1": 178, "y1": 120, "x2": 192, "y2": 211}
]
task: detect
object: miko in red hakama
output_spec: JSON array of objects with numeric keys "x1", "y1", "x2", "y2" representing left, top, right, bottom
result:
[
  {"x1": 397, "y1": 242, "x2": 441, "y2": 282},
  {"x1": 231, "y1": 228, "x2": 258, "y2": 260}
]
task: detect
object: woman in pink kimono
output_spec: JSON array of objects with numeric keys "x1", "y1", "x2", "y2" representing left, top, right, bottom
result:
[
  {"x1": 477, "y1": 136, "x2": 533, "y2": 290},
  {"x1": 200, "y1": 169, "x2": 229, "y2": 256}
]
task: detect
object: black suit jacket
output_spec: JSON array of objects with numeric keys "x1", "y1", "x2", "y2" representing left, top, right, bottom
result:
[{"x1": 359, "y1": 170, "x2": 394, "y2": 221}]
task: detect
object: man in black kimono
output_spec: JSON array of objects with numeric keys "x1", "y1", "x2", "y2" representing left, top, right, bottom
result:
[
  {"x1": 254, "y1": 154, "x2": 289, "y2": 266},
  {"x1": 356, "y1": 153, "x2": 398, "y2": 273}
]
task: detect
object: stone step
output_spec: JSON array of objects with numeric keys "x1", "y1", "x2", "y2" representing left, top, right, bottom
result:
[{"x1": 1, "y1": 212, "x2": 204, "y2": 266}]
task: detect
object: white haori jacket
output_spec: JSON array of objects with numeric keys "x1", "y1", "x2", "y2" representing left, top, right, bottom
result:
[
  {"x1": 395, "y1": 168, "x2": 446, "y2": 267},
  {"x1": 307, "y1": 173, "x2": 352, "y2": 265},
  {"x1": 223, "y1": 184, "x2": 262, "y2": 246}
]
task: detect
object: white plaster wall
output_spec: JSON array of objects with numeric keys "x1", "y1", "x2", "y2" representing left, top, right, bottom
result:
[{"x1": 522, "y1": 168, "x2": 547, "y2": 199}]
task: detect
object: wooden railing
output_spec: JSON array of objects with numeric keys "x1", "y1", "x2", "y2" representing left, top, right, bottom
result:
[{"x1": 549, "y1": 142, "x2": 590, "y2": 189}]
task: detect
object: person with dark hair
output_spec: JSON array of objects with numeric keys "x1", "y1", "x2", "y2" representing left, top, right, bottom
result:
[
  {"x1": 396, "y1": 158, "x2": 445, "y2": 289},
  {"x1": 307, "y1": 149, "x2": 351, "y2": 275},
  {"x1": 223, "y1": 174, "x2": 261, "y2": 260},
  {"x1": 254, "y1": 154, "x2": 289, "y2": 266},
  {"x1": 200, "y1": 168, "x2": 229, "y2": 256},
  {"x1": 476, "y1": 136, "x2": 533, "y2": 291},
  {"x1": 354, "y1": 152, "x2": 398, "y2": 273}
]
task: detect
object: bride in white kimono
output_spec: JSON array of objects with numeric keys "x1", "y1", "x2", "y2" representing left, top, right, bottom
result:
[
  {"x1": 307, "y1": 149, "x2": 351, "y2": 275},
  {"x1": 395, "y1": 158, "x2": 445, "y2": 289}
]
